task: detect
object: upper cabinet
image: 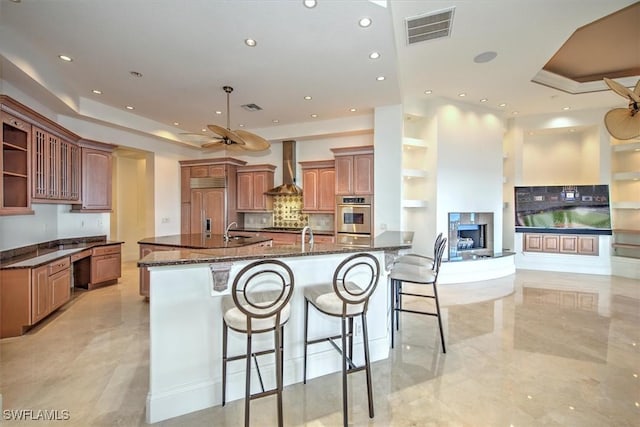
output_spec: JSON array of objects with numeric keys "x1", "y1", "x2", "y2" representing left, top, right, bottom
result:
[
  {"x1": 331, "y1": 145, "x2": 374, "y2": 195},
  {"x1": 32, "y1": 125, "x2": 81, "y2": 203},
  {"x1": 300, "y1": 160, "x2": 335, "y2": 212},
  {"x1": 1, "y1": 109, "x2": 32, "y2": 215},
  {"x1": 71, "y1": 140, "x2": 114, "y2": 212},
  {"x1": 237, "y1": 164, "x2": 276, "y2": 212}
]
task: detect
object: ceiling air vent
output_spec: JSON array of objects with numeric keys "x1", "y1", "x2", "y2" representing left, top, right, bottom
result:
[
  {"x1": 241, "y1": 103, "x2": 262, "y2": 112},
  {"x1": 405, "y1": 7, "x2": 455, "y2": 45}
]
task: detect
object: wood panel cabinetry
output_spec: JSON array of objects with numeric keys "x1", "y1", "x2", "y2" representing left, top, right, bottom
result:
[
  {"x1": 191, "y1": 188, "x2": 225, "y2": 235},
  {"x1": 1, "y1": 257, "x2": 71, "y2": 338},
  {"x1": 237, "y1": 164, "x2": 275, "y2": 211},
  {"x1": 300, "y1": 160, "x2": 335, "y2": 212},
  {"x1": 1, "y1": 110, "x2": 32, "y2": 214},
  {"x1": 331, "y1": 146, "x2": 374, "y2": 195},
  {"x1": 32, "y1": 125, "x2": 80, "y2": 202},
  {"x1": 72, "y1": 141, "x2": 113, "y2": 211},
  {"x1": 91, "y1": 245, "x2": 122, "y2": 286},
  {"x1": 138, "y1": 244, "x2": 173, "y2": 297},
  {"x1": 523, "y1": 233, "x2": 599, "y2": 256}
]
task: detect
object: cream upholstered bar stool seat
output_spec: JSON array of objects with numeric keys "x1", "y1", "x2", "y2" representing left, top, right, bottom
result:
[
  {"x1": 393, "y1": 232, "x2": 443, "y2": 268},
  {"x1": 390, "y1": 237, "x2": 447, "y2": 352},
  {"x1": 302, "y1": 253, "x2": 381, "y2": 427},
  {"x1": 221, "y1": 259, "x2": 295, "y2": 427}
]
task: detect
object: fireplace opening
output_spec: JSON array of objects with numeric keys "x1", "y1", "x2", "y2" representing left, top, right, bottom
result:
[{"x1": 456, "y1": 224, "x2": 486, "y2": 251}]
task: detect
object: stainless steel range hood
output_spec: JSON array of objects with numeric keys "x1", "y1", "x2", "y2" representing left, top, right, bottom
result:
[{"x1": 265, "y1": 140, "x2": 303, "y2": 195}]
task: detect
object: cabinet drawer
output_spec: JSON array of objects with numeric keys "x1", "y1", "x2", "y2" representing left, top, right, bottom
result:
[
  {"x1": 48, "y1": 257, "x2": 70, "y2": 275},
  {"x1": 91, "y1": 254, "x2": 121, "y2": 284},
  {"x1": 92, "y1": 245, "x2": 121, "y2": 256},
  {"x1": 70, "y1": 249, "x2": 92, "y2": 263}
]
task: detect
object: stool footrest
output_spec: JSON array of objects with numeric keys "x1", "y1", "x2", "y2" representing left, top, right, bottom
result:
[
  {"x1": 398, "y1": 291, "x2": 435, "y2": 299},
  {"x1": 394, "y1": 307, "x2": 438, "y2": 318}
]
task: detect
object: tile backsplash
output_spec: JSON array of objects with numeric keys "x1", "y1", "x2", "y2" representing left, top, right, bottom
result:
[{"x1": 273, "y1": 195, "x2": 308, "y2": 228}]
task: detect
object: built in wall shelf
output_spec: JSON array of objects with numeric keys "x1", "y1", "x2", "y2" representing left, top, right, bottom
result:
[
  {"x1": 402, "y1": 199, "x2": 428, "y2": 208},
  {"x1": 613, "y1": 171, "x2": 640, "y2": 181},
  {"x1": 611, "y1": 141, "x2": 640, "y2": 152},
  {"x1": 612, "y1": 229, "x2": 640, "y2": 260},
  {"x1": 611, "y1": 202, "x2": 640, "y2": 209},
  {"x1": 402, "y1": 137, "x2": 428, "y2": 149},
  {"x1": 402, "y1": 169, "x2": 427, "y2": 178}
]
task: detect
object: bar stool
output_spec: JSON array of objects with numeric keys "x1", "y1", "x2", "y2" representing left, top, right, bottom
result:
[
  {"x1": 221, "y1": 259, "x2": 295, "y2": 427},
  {"x1": 390, "y1": 237, "x2": 447, "y2": 352},
  {"x1": 302, "y1": 253, "x2": 381, "y2": 427},
  {"x1": 394, "y1": 232, "x2": 443, "y2": 267}
]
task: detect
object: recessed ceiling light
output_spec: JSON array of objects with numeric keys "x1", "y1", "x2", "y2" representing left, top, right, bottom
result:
[
  {"x1": 424, "y1": 90, "x2": 432, "y2": 95},
  {"x1": 359, "y1": 17, "x2": 372, "y2": 28},
  {"x1": 310, "y1": 114, "x2": 318, "y2": 118},
  {"x1": 473, "y1": 51, "x2": 498, "y2": 64},
  {"x1": 562, "y1": 106, "x2": 571, "y2": 111},
  {"x1": 92, "y1": 89, "x2": 102, "y2": 95},
  {"x1": 239, "y1": 124, "x2": 245, "y2": 127},
  {"x1": 369, "y1": 52, "x2": 380, "y2": 60},
  {"x1": 480, "y1": 98, "x2": 488, "y2": 103},
  {"x1": 512, "y1": 111, "x2": 519, "y2": 115},
  {"x1": 201, "y1": 128, "x2": 207, "y2": 132},
  {"x1": 499, "y1": 103, "x2": 507, "y2": 107},
  {"x1": 244, "y1": 38, "x2": 257, "y2": 47},
  {"x1": 215, "y1": 111, "x2": 222, "y2": 115},
  {"x1": 58, "y1": 55, "x2": 73, "y2": 62},
  {"x1": 349, "y1": 108, "x2": 357, "y2": 112},
  {"x1": 173, "y1": 122, "x2": 179, "y2": 126},
  {"x1": 272, "y1": 119, "x2": 279, "y2": 123},
  {"x1": 304, "y1": 96, "x2": 312, "y2": 100},
  {"x1": 458, "y1": 93, "x2": 466, "y2": 97},
  {"x1": 303, "y1": 0, "x2": 317, "y2": 8},
  {"x1": 376, "y1": 76, "x2": 385, "y2": 81},
  {"x1": 9, "y1": 0, "x2": 21, "y2": 3},
  {"x1": 129, "y1": 71, "x2": 143, "y2": 77},
  {"x1": 569, "y1": 128, "x2": 576, "y2": 132},
  {"x1": 125, "y1": 106, "x2": 135, "y2": 110}
]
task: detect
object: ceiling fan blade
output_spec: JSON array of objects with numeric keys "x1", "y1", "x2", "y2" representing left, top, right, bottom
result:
[
  {"x1": 634, "y1": 79, "x2": 640, "y2": 97},
  {"x1": 201, "y1": 141, "x2": 226, "y2": 150},
  {"x1": 234, "y1": 129, "x2": 271, "y2": 151},
  {"x1": 604, "y1": 108, "x2": 640, "y2": 140},
  {"x1": 604, "y1": 77, "x2": 640, "y2": 103},
  {"x1": 207, "y1": 124, "x2": 246, "y2": 146}
]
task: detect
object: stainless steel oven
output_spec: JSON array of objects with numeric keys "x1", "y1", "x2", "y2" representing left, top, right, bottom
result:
[{"x1": 336, "y1": 195, "x2": 372, "y2": 235}]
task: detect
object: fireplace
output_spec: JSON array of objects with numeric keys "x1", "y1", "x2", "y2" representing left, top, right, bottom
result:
[{"x1": 448, "y1": 212, "x2": 494, "y2": 258}]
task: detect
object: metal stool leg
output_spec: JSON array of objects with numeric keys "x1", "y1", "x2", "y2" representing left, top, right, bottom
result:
[
  {"x1": 390, "y1": 278, "x2": 396, "y2": 349},
  {"x1": 432, "y1": 283, "x2": 446, "y2": 353},
  {"x1": 222, "y1": 321, "x2": 228, "y2": 406},
  {"x1": 275, "y1": 326, "x2": 284, "y2": 427},
  {"x1": 244, "y1": 333, "x2": 252, "y2": 427},
  {"x1": 341, "y1": 317, "x2": 349, "y2": 427},
  {"x1": 303, "y1": 299, "x2": 309, "y2": 384},
  {"x1": 361, "y1": 312, "x2": 374, "y2": 418}
]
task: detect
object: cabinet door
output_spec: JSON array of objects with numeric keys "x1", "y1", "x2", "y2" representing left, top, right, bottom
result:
[
  {"x1": 318, "y1": 168, "x2": 335, "y2": 211},
  {"x1": 180, "y1": 166, "x2": 191, "y2": 203},
  {"x1": 209, "y1": 165, "x2": 226, "y2": 177},
  {"x1": 353, "y1": 154, "x2": 374, "y2": 195},
  {"x1": 302, "y1": 169, "x2": 318, "y2": 210},
  {"x1": 334, "y1": 156, "x2": 353, "y2": 195},
  {"x1": 191, "y1": 166, "x2": 209, "y2": 178},
  {"x1": 252, "y1": 172, "x2": 271, "y2": 210},
  {"x1": 32, "y1": 126, "x2": 48, "y2": 199},
  {"x1": 542, "y1": 235, "x2": 559, "y2": 252},
  {"x1": 191, "y1": 188, "x2": 225, "y2": 234},
  {"x1": 237, "y1": 172, "x2": 253, "y2": 210},
  {"x1": 30, "y1": 265, "x2": 50, "y2": 324},
  {"x1": 181, "y1": 202, "x2": 191, "y2": 235},
  {"x1": 559, "y1": 235, "x2": 578, "y2": 253},
  {"x1": 524, "y1": 234, "x2": 542, "y2": 252},
  {"x1": 1, "y1": 112, "x2": 31, "y2": 214},
  {"x1": 91, "y1": 254, "x2": 121, "y2": 284},
  {"x1": 578, "y1": 236, "x2": 598, "y2": 255},
  {"x1": 59, "y1": 140, "x2": 80, "y2": 201},
  {"x1": 50, "y1": 268, "x2": 71, "y2": 311},
  {"x1": 81, "y1": 148, "x2": 112, "y2": 210},
  {"x1": 46, "y1": 133, "x2": 60, "y2": 199}
]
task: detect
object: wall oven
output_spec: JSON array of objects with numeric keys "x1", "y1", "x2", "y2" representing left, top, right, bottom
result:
[{"x1": 336, "y1": 195, "x2": 372, "y2": 235}]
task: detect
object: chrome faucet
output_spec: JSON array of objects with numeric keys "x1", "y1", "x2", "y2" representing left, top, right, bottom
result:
[
  {"x1": 224, "y1": 221, "x2": 238, "y2": 242},
  {"x1": 301, "y1": 225, "x2": 314, "y2": 251}
]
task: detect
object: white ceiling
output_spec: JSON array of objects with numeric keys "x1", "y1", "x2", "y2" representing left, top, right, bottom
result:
[{"x1": 0, "y1": 0, "x2": 637, "y2": 146}]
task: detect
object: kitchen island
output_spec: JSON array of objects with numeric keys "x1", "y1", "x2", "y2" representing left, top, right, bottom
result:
[{"x1": 137, "y1": 231, "x2": 413, "y2": 423}]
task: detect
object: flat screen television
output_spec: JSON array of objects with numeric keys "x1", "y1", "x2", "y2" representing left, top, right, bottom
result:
[{"x1": 514, "y1": 185, "x2": 611, "y2": 231}]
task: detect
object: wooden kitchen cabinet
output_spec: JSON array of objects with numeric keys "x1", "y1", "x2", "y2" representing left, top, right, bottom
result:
[
  {"x1": 1, "y1": 109, "x2": 33, "y2": 215},
  {"x1": 191, "y1": 188, "x2": 225, "y2": 235},
  {"x1": 91, "y1": 245, "x2": 122, "y2": 286},
  {"x1": 1, "y1": 257, "x2": 71, "y2": 338},
  {"x1": 523, "y1": 233, "x2": 599, "y2": 256},
  {"x1": 331, "y1": 146, "x2": 374, "y2": 195},
  {"x1": 300, "y1": 160, "x2": 335, "y2": 212},
  {"x1": 72, "y1": 140, "x2": 114, "y2": 212},
  {"x1": 32, "y1": 125, "x2": 80, "y2": 203},
  {"x1": 237, "y1": 164, "x2": 275, "y2": 211},
  {"x1": 139, "y1": 244, "x2": 173, "y2": 297}
]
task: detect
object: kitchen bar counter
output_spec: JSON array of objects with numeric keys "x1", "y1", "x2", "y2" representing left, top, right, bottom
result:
[
  {"x1": 138, "y1": 230, "x2": 413, "y2": 267},
  {"x1": 138, "y1": 233, "x2": 271, "y2": 249},
  {"x1": 143, "y1": 230, "x2": 413, "y2": 423}
]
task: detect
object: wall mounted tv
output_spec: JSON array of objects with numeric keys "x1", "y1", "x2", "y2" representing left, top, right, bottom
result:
[{"x1": 514, "y1": 185, "x2": 611, "y2": 232}]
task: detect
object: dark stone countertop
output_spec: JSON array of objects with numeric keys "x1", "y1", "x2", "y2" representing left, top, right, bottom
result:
[
  {"x1": 138, "y1": 234, "x2": 272, "y2": 249},
  {"x1": 233, "y1": 227, "x2": 335, "y2": 236},
  {"x1": 138, "y1": 231, "x2": 414, "y2": 268},
  {"x1": 1, "y1": 236, "x2": 123, "y2": 270}
]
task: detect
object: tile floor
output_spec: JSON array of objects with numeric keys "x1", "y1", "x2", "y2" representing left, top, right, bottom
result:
[{"x1": 0, "y1": 262, "x2": 638, "y2": 426}]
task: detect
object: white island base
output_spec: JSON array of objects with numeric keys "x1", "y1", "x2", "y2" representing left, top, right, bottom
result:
[{"x1": 145, "y1": 251, "x2": 390, "y2": 423}]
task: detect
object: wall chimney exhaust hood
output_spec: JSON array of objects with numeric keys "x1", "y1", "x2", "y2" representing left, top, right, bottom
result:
[{"x1": 265, "y1": 140, "x2": 303, "y2": 195}]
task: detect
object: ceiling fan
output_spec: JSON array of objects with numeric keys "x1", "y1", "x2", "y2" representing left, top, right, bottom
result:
[
  {"x1": 180, "y1": 86, "x2": 271, "y2": 151},
  {"x1": 603, "y1": 77, "x2": 640, "y2": 140}
]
